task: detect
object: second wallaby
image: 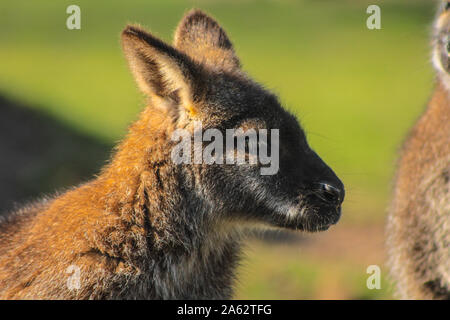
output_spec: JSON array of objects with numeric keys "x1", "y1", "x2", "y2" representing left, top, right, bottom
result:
[
  {"x1": 0, "y1": 9, "x2": 344, "y2": 299},
  {"x1": 387, "y1": 2, "x2": 450, "y2": 300}
]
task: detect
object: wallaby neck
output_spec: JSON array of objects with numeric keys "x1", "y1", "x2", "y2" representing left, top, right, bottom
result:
[{"x1": 67, "y1": 106, "x2": 242, "y2": 298}]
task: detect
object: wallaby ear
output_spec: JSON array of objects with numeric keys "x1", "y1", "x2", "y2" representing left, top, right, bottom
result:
[
  {"x1": 121, "y1": 25, "x2": 200, "y2": 112},
  {"x1": 174, "y1": 9, "x2": 240, "y2": 72}
]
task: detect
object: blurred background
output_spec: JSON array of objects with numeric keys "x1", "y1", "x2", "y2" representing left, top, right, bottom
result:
[{"x1": 0, "y1": 0, "x2": 439, "y2": 299}]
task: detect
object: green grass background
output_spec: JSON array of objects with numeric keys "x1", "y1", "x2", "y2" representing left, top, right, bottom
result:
[{"x1": 0, "y1": 0, "x2": 438, "y2": 299}]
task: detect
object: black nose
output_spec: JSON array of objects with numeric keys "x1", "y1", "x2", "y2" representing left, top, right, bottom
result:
[{"x1": 316, "y1": 182, "x2": 344, "y2": 206}]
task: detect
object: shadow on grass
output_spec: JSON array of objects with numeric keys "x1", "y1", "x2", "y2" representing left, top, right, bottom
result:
[{"x1": 0, "y1": 94, "x2": 112, "y2": 214}]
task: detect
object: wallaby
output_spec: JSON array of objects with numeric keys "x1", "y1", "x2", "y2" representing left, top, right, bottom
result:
[
  {"x1": 387, "y1": 2, "x2": 450, "y2": 300},
  {"x1": 0, "y1": 9, "x2": 344, "y2": 299}
]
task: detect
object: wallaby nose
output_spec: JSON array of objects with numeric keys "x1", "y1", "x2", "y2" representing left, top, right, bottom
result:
[{"x1": 316, "y1": 182, "x2": 344, "y2": 206}]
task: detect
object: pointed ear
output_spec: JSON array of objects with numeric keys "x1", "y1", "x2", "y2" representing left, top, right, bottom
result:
[
  {"x1": 174, "y1": 9, "x2": 240, "y2": 72},
  {"x1": 121, "y1": 25, "x2": 201, "y2": 111}
]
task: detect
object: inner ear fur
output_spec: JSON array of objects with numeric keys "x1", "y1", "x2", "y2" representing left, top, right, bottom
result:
[{"x1": 121, "y1": 25, "x2": 203, "y2": 113}]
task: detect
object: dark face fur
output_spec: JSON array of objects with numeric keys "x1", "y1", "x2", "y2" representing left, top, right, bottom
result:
[
  {"x1": 194, "y1": 73, "x2": 344, "y2": 232},
  {"x1": 122, "y1": 10, "x2": 344, "y2": 232}
]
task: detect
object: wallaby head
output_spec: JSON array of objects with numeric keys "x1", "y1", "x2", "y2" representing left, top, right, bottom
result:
[
  {"x1": 120, "y1": 9, "x2": 344, "y2": 233},
  {"x1": 433, "y1": 1, "x2": 450, "y2": 88}
]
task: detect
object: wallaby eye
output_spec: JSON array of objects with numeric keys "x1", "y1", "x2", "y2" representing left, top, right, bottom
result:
[{"x1": 446, "y1": 41, "x2": 450, "y2": 55}]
